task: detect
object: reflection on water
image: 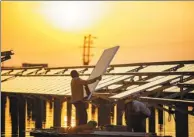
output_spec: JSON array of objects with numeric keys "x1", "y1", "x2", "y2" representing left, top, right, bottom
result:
[
  {"x1": 61, "y1": 101, "x2": 67, "y2": 128},
  {"x1": 5, "y1": 97, "x2": 12, "y2": 137},
  {"x1": 71, "y1": 105, "x2": 76, "y2": 127},
  {"x1": 2, "y1": 96, "x2": 194, "y2": 137},
  {"x1": 44, "y1": 101, "x2": 53, "y2": 128}
]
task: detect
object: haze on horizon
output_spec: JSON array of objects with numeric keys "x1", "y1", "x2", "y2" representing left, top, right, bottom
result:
[{"x1": 2, "y1": 1, "x2": 194, "y2": 67}]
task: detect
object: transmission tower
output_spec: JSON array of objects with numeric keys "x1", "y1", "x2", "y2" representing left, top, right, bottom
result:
[{"x1": 82, "y1": 34, "x2": 96, "y2": 65}]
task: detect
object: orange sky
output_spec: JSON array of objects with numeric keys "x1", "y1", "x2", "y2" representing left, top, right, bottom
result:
[{"x1": 2, "y1": 1, "x2": 194, "y2": 67}]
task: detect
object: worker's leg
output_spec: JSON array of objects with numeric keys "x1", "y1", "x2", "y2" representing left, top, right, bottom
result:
[
  {"x1": 140, "y1": 119, "x2": 146, "y2": 132},
  {"x1": 133, "y1": 116, "x2": 145, "y2": 132},
  {"x1": 79, "y1": 102, "x2": 88, "y2": 125},
  {"x1": 132, "y1": 119, "x2": 139, "y2": 132},
  {"x1": 73, "y1": 102, "x2": 80, "y2": 126},
  {"x1": 131, "y1": 113, "x2": 144, "y2": 132},
  {"x1": 74, "y1": 102, "x2": 85, "y2": 126},
  {"x1": 125, "y1": 115, "x2": 132, "y2": 131}
]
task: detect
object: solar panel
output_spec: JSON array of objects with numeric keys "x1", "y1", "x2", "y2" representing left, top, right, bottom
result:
[
  {"x1": 107, "y1": 84, "x2": 123, "y2": 90},
  {"x1": 36, "y1": 68, "x2": 47, "y2": 74},
  {"x1": 110, "y1": 66, "x2": 139, "y2": 73},
  {"x1": 163, "y1": 86, "x2": 187, "y2": 93},
  {"x1": 164, "y1": 79, "x2": 194, "y2": 93},
  {"x1": 110, "y1": 75, "x2": 180, "y2": 99},
  {"x1": 1, "y1": 76, "x2": 13, "y2": 81},
  {"x1": 1, "y1": 76, "x2": 70, "y2": 95},
  {"x1": 22, "y1": 69, "x2": 39, "y2": 75},
  {"x1": 146, "y1": 85, "x2": 162, "y2": 91},
  {"x1": 96, "y1": 65, "x2": 178, "y2": 92},
  {"x1": 87, "y1": 46, "x2": 120, "y2": 100},
  {"x1": 93, "y1": 66, "x2": 141, "y2": 91},
  {"x1": 83, "y1": 68, "x2": 94, "y2": 74},
  {"x1": 110, "y1": 65, "x2": 194, "y2": 99},
  {"x1": 139, "y1": 65, "x2": 177, "y2": 72},
  {"x1": 46, "y1": 69, "x2": 66, "y2": 75},
  {"x1": 185, "y1": 79, "x2": 194, "y2": 84},
  {"x1": 27, "y1": 78, "x2": 59, "y2": 94},
  {"x1": 8, "y1": 70, "x2": 24, "y2": 75},
  {"x1": 96, "y1": 75, "x2": 131, "y2": 91},
  {"x1": 1, "y1": 70, "x2": 12, "y2": 75},
  {"x1": 146, "y1": 76, "x2": 165, "y2": 82},
  {"x1": 139, "y1": 97, "x2": 194, "y2": 106},
  {"x1": 126, "y1": 85, "x2": 139, "y2": 90},
  {"x1": 64, "y1": 68, "x2": 85, "y2": 74},
  {"x1": 138, "y1": 65, "x2": 178, "y2": 80},
  {"x1": 1, "y1": 63, "x2": 194, "y2": 97}
]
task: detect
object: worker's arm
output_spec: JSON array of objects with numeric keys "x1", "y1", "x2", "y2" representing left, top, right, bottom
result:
[
  {"x1": 79, "y1": 76, "x2": 102, "y2": 85},
  {"x1": 84, "y1": 85, "x2": 91, "y2": 96}
]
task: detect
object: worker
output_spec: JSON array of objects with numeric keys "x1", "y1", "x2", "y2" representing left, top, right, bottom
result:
[
  {"x1": 70, "y1": 70, "x2": 102, "y2": 126},
  {"x1": 125, "y1": 99, "x2": 151, "y2": 132}
]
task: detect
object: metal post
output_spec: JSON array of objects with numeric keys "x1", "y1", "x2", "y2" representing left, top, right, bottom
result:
[
  {"x1": 18, "y1": 95, "x2": 26, "y2": 137},
  {"x1": 98, "y1": 99, "x2": 111, "y2": 126},
  {"x1": 116, "y1": 100, "x2": 124, "y2": 125},
  {"x1": 26, "y1": 98, "x2": 33, "y2": 121},
  {"x1": 32, "y1": 99, "x2": 36, "y2": 121},
  {"x1": 10, "y1": 96, "x2": 19, "y2": 136},
  {"x1": 42, "y1": 100, "x2": 46, "y2": 123},
  {"x1": 175, "y1": 104, "x2": 188, "y2": 137},
  {"x1": 53, "y1": 98, "x2": 62, "y2": 127},
  {"x1": 158, "y1": 105, "x2": 163, "y2": 133},
  {"x1": 1, "y1": 93, "x2": 6, "y2": 135},
  {"x1": 35, "y1": 98, "x2": 43, "y2": 129},
  {"x1": 149, "y1": 107, "x2": 155, "y2": 133}
]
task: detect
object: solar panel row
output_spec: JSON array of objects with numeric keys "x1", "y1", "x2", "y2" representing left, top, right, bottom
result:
[{"x1": 1, "y1": 64, "x2": 194, "y2": 99}]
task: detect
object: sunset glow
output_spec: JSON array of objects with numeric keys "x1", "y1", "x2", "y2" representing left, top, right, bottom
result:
[
  {"x1": 39, "y1": 1, "x2": 106, "y2": 32},
  {"x1": 2, "y1": 1, "x2": 194, "y2": 67}
]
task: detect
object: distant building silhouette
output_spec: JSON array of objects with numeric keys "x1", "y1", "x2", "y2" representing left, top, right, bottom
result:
[{"x1": 22, "y1": 63, "x2": 48, "y2": 67}]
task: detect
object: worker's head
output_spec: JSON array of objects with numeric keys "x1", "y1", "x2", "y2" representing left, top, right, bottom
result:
[{"x1": 70, "y1": 70, "x2": 79, "y2": 78}]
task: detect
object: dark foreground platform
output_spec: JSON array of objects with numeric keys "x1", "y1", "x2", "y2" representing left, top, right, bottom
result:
[{"x1": 30, "y1": 129, "x2": 172, "y2": 137}]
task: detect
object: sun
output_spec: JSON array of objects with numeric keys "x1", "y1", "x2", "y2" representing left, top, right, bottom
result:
[{"x1": 39, "y1": 1, "x2": 106, "y2": 32}]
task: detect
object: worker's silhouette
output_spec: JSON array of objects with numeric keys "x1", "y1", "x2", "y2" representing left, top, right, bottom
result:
[
  {"x1": 125, "y1": 100, "x2": 151, "y2": 132},
  {"x1": 70, "y1": 70, "x2": 101, "y2": 125}
]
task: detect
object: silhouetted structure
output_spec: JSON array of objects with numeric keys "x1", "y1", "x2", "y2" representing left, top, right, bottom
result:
[
  {"x1": 22, "y1": 63, "x2": 48, "y2": 67},
  {"x1": 82, "y1": 34, "x2": 96, "y2": 65},
  {"x1": 1, "y1": 50, "x2": 14, "y2": 62}
]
